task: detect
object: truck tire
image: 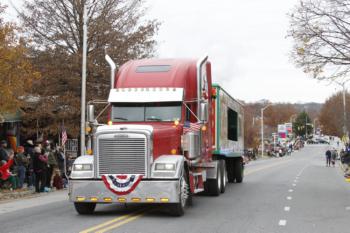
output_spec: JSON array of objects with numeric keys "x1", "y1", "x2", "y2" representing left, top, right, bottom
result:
[
  {"x1": 220, "y1": 160, "x2": 227, "y2": 193},
  {"x1": 206, "y1": 161, "x2": 221, "y2": 196},
  {"x1": 170, "y1": 168, "x2": 190, "y2": 216},
  {"x1": 227, "y1": 159, "x2": 235, "y2": 183},
  {"x1": 74, "y1": 202, "x2": 96, "y2": 215},
  {"x1": 233, "y1": 159, "x2": 244, "y2": 183}
]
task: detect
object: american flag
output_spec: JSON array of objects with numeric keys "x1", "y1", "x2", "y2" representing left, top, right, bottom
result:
[
  {"x1": 183, "y1": 121, "x2": 201, "y2": 133},
  {"x1": 61, "y1": 126, "x2": 68, "y2": 146}
]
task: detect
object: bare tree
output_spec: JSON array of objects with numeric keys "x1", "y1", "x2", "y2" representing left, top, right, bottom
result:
[
  {"x1": 288, "y1": 0, "x2": 350, "y2": 81},
  {"x1": 18, "y1": 0, "x2": 160, "y2": 138}
]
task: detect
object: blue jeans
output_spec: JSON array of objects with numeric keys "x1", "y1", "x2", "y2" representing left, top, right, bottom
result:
[{"x1": 17, "y1": 166, "x2": 26, "y2": 189}]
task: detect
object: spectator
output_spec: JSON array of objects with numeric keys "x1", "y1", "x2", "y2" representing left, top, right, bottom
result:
[
  {"x1": 0, "y1": 151, "x2": 17, "y2": 190},
  {"x1": 33, "y1": 146, "x2": 48, "y2": 193},
  {"x1": 24, "y1": 140, "x2": 35, "y2": 189},
  {"x1": 331, "y1": 149, "x2": 337, "y2": 167},
  {"x1": 326, "y1": 149, "x2": 332, "y2": 167},
  {"x1": 0, "y1": 140, "x2": 8, "y2": 161},
  {"x1": 56, "y1": 146, "x2": 65, "y2": 177},
  {"x1": 15, "y1": 146, "x2": 29, "y2": 189},
  {"x1": 45, "y1": 142, "x2": 57, "y2": 188},
  {"x1": 52, "y1": 169, "x2": 63, "y2": 190}
]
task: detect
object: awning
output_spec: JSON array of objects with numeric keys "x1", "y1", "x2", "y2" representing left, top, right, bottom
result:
[{"x1": 0, "y1": 110, "x2": 22, "y2": 123}]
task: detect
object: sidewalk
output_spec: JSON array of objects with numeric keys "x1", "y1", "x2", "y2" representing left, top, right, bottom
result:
[
  {"x1": 0, "y1": 188, "x2": 36, "y2": 202},
  {"x1": 0, "y1": 189, "x2": 68, "y2": 215}
]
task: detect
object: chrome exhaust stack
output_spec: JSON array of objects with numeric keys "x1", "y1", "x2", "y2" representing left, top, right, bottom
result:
[
  {"x1": 196, "y1": 55, "x2": 208, "y2": 121},
  {"x1": 105, "y1": 54, "x2": 116, "y2": 88}
]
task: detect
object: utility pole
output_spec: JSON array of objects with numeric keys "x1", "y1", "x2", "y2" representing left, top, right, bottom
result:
[
  {"x1": 261, "y1": 104, "x2": 273, "y2": 158},
  {"x1": 333, "y1": 80, "x2": 350, "y2": 137},
  {"x1": 80, "y1": 4, "x2": 88, "y2": 156},
  {"x1": 305, "y1": 113, "x2": 307, "y2": 138}
]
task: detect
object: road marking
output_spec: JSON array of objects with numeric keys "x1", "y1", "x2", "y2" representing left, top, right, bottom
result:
[
  {"x1": 346, "y1": 206, "x2": 350, "y2": 211},
  {"x1": 287, "y1": 196, "x2": 292, "y2": 200},
  {"x1": 95, "y1": 212, "x2": 145, "y2": 233},
  {"x1": 245, "y1": 159, "x2": 292, "y2": 176},
  {"x1": 284, "y1": 206, "x2": 290, "y2": 211},
  {"x1": 288, "y1": 189, "x2": 293, "y2": 192},
  {"x1": 292, "y1": 183, "x2": 296, "y2": 187},
  {"x1": 278, "y1": 219, "x2": 287, "y2": 226},
  {"x1": 294, "y1": 180, "x2": 298, "y2": 183},
  {"x1": 79, "y1": 208, "x2": 148, "y2": 233}
]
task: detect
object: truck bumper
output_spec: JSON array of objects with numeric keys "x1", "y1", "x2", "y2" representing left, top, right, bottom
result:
[{"x1": 69, "y1": 179, "x2": 180, "y2": 203}]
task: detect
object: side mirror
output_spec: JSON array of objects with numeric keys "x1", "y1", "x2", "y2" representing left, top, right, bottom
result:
[
  {"x1": 199, "y1": 102, "x2": 208, "y2": 122},
  {"x1": 87, "y1": 104, "x2": 95, "y2": 123}
]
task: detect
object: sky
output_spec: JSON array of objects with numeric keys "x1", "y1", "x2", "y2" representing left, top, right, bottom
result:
[{"x1": 2, "y1": 0, "x2": 343, "y2": 103}]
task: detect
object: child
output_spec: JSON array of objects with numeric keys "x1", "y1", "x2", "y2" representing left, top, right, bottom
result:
[{"x1": 52, "y1": 169, "x2": 63, "y2": 190}]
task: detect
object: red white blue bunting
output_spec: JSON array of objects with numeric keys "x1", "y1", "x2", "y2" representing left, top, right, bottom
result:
[{"x1": 102, "y1": 174, "x2": 143, "y2": 195}]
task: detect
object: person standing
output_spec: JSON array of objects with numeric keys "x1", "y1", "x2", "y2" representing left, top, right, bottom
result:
[
  {"x1": 0, "y1": 140, "x2": 8, "y2": 161},
  {"x1": 326, "y1": 149, "x2": 332, "y2": 167},
  {"x1": 33, "y1": 146, "x2": 48, "y2": 192},
  {"x1": 15, "y1": 146, "x2": 29, "y2": 189},
  {"x1": 45, "y1": 142, "x2": 57, "y2": 188},
  {"x1": 24, "y1": 140, "x2": 35, "y2": 189}
]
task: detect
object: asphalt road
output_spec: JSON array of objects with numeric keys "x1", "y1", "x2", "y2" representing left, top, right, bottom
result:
[{"x1": 1, "y1": 144, "x2": 350, "y2": 233}]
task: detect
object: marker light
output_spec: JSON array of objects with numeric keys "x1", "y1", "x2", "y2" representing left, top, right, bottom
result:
[
  {"x1": 146, "y1": 198, "x2": 155, "y2": 202},
  {"x1": 76, "y1": 196, "x2": 86, "y2": 202},
  {"x1": 85, "y1": 126, "x2": 91, "y2": 133},
  {"x1": 108, "y1": 121, "x2": 113, "y2": 125},
  {"x1": 160, "y1": 198, "x2": 169, "y2": 203},
  {"x1": 117, "y1": 197, "x2": 126, "y2": 202},
  {"x1": 104, "y1": 197, "x2": 113, "y2": 202},
  {"x1": 90, "y1": 197, "x2": 98, "y2": 202},
  {"x1": 174, "y1": 119, "x2": 179, "y2": 126},
  {"x1": 201, "y1": 125, "x2": 207, "y2": 131},
  {"x1": 171, "y1": 149, "x2": 177, "y2": 155},
  {"x1": 86, "y1": 149, "x2": 93, "y2": 155}
]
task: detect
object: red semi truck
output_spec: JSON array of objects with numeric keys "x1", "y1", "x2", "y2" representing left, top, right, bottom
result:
[{"x1": 69, "y1": 56, "x2": 244, "y2": 216}]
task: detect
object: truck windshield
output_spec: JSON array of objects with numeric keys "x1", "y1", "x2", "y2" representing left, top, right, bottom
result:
[{"x1": 111, "y1": 102, "x2": 182, "y2": 122}]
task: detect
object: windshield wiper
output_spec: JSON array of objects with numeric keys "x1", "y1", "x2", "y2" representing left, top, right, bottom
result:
[
  {"x1": 146, "y1": 116, "x2": 162, "y2": 121},
  {"x1": 114, "y1": 117, "x2": 128, "y2": 121}
]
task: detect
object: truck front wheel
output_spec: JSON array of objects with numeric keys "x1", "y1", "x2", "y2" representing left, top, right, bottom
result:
[
  {"x1": 74, "y1": 202, "x2": 96, "y2": 215},
  {"x1": 170, "y1": 169, "x2": 190, "y2": 216}
]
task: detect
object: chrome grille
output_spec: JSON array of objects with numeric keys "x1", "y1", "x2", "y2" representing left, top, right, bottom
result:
[{"x1": 98, "y1": 135, "x2": 146, "y2": 176}]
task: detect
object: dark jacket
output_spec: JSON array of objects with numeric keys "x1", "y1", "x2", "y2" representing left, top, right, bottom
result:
[
  {"x1": 0, "y1": 147, "x2": 8, "y2": 161},
  {"x1": 15, "y1": 153, "x2": 29, "y2": 167},
  {"x1": 33, "y1": 152, "x2": 48, "y2": 173}
]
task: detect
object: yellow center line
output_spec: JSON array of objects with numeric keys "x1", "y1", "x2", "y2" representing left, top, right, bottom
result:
[
  {"x1": 245, "y1": 159, "x2": 293, "y2": 176},
  {"x1": 95, "y1": 211, "x2": 146, "y2": 233},
  {"x1": 80, "y1": 160, "x2": 292, "y2": 233},
  {"x1": 79, "y1": 208, "x2": 148, "y2": 233}
]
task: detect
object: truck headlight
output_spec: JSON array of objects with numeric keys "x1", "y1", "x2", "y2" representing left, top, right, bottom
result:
[
  {"x1": 155, "y1": 163, "x2": 176, "y2": 171},
  {"x1": 71, "y1": 164, "x2": 93, "y2": 179},
  {"x1": 151, "y1": 155, "x2": 184, "y2": 179},
  {"x1": 73, "y1": 164, "x2": 93, "y2": 171}
]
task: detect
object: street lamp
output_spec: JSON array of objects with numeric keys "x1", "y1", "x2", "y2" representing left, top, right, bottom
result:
[
  {"x1": 261, "y1": 104, "x2": 273, "y2": 158},
  {"x1": 313, "y1": 118, "x2": 318, "y2": 135}
]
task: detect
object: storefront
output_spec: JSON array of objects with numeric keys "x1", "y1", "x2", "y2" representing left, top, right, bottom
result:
[{"x1": 0, "y1": 111, "x2": 22, "y2": 151}]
